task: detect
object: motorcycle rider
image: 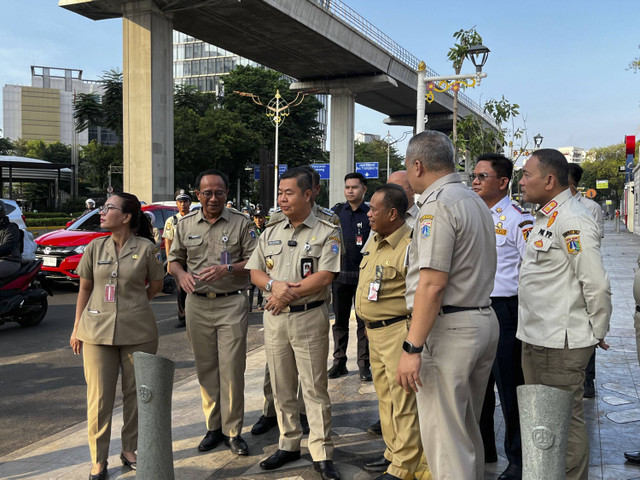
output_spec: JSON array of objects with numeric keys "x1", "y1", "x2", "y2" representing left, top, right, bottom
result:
[
  {"x1": 0, "y1": 201, "x2": 22, "y2": 277},
  {"x1": 83, "y1": 199, "x2": 96, "y2": 216}
]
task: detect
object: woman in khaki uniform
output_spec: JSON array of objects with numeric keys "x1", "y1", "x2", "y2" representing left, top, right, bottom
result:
[{"x1": 69, "y1": 193, "x2": 165, "y2": 480}]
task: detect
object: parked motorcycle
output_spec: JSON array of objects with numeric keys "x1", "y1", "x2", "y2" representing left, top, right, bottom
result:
[{"x1": 0, "y1": 259, "x2": 52, "y2": 328}]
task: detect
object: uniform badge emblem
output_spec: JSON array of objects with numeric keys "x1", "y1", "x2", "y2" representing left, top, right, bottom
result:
[
  {"x1": 562, "y1": 230, "x2": 582, "y2": 255},
  {"x1": 250, "y1": 230, "x2": 257, "y2": 239},
  {"x1": 499, "y1": 215, "x2": 506, "y2": 221},
  {"x1": 330, "y1": 241, "x2": 339, "y2": 254},
  {"x1": 266, "y1": 258, "x2": 274, "y2": 269},
  {"x1": 522, "y1": 227, "x2": 533, "y2": 242},
  {"x1": 421, "y1": 219, "x2": 432, "y2": 238},
  {"x1": 534, "y1": 239, "x2": 544, "y2": 248},
  {"x1": 496, "y1": 207, "x2": 503, "y2": 213},
  {"x1": 546, "y1": 211, "x2": 558, "y2": 228},
  {"x1": 495, "y1": 227, "x2": 507, "y2": 235},
  {"x1": 132, "y1": 254, "x2": 139, "y2": 260},
  {"x1": 541, "y1": 200, "x2": 558, "y2": 215}
]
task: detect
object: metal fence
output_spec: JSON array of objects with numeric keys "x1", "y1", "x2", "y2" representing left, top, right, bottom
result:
[{"x1": 311, "y1": 0, "x2": 497, "y2": 128}]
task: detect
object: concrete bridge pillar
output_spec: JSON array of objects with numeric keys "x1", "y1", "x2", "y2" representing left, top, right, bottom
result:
[
  {"x1": 329, "y1": 90, "x2": 355, "y2": 207},
  {"x1": 122, "y1": 0, "x2": 173, "y2": 203}
]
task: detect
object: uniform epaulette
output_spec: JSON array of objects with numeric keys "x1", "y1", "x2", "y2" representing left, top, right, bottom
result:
[
  {"x1": 181, "y1": 210, "x2": 199, "y2": 220},
  {"x1": 511, "y1": 203, "x2": 526, "y2": 214},
  {"x1": 319, "y1": 206, "x2": 335, "y2": 217},
  {"x1": 318, "y1": 218, "x2": 340, "y2": 231},
  {"x1": 265, "y1": 217, "x2": 286, "y2": 228}
]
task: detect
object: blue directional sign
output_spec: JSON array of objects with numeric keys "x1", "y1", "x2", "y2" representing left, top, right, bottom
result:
[
  {"x1": 356, "y1": 162, "x2": 379, "y2": 179},
  {"x1": 311, "y1": 163, "x2": 330, "y2": 180},
  {"x1": 254, "y1": 164, "x2": 288, "y2": 180}
]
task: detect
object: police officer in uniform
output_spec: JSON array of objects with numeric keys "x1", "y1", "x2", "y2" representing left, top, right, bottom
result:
[
  {"x1": 246, "y1": 166, "x2": 341, "y2": 480},
  {"x1": 252, "y1": 165, "x2": 340, "y2": 436},
  {"x1": 518, "y1": 149, "x2": 611, "y2": 480},
  {"x1": 357, "y1": 184, "x2": 428, "y2": 480},
  {"x1": 163, "y1": 188, "x2": 192, "y2": 328},
  {"x1": 398, "y1": 131, "x2": 499, "y2": 480},
  {"x1": 472, "y1": 154, "x2": 533, "y2": 479},
  {"x1": 168, "y1": 169, "x2": 257, "y2": 457}
]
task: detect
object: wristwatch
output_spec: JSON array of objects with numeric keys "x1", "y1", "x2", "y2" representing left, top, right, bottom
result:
[
  {"x1": 227, "y1": 264, "x2": 234, "y2": 272},
  {"x1": 402, "y1": 340, "x2": 423, "y2": 354},
  {"x1": 265, "y1": 279, "x2": 274, "y2": 292}
]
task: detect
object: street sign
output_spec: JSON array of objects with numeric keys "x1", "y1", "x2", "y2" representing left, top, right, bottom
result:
[
  {"x1": 596, "y1": 179, "x2": 609, "y2": 189},
  {"x1": 254, "y1": 164, "x2": 288, "y2": 180},
  {"x1": 356, "y1": 162, "x2": 379, "y2": 179},
  {"x1": 106, "y1": 186, "x2": 113, "y2": 194},
  {"x1": 585, "y1": 189, "x2": 597, "y2": 198},
  {"x1": 619, "y1": 165, "x2": 626, "y2": 173},
  {"x1": 311, "y1": 163, "x2": 330, "y2": 180}
]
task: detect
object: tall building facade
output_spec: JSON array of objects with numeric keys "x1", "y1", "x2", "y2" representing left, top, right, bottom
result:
[
  {"x1": 2, "y1": 66, "x2": 117, "y2": 146},
  {"x1": 173, "y1": 31, "x2": 328, "y2": 150}
]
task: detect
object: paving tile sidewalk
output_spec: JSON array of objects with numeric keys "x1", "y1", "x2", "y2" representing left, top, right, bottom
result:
[{"x1": 2, "y1": 219, "x2": 640, "y2": 480}]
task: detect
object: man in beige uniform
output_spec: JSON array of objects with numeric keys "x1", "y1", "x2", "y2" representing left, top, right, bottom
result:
[
  {"x1": 252, "y1": 164, "x2": 340, "y2": 436},
  {"x1": 168, "y1": 168, "x2": 257, "y2": 457},
  {"x1": 517, "y1": 149, "x2": 611, "y2": 480},
  {"x1": 397, "y1": 131, "x2": 499, "y2": 480},
  {"x1": 356, "y1": 184, "x2": 427, "y2": 480},
  {"x1": 247, "y1": 166, "x2": 341, "y2": 480},
  {"x1": 624, "y1": 258, "x2": 640, "y2": 463}
]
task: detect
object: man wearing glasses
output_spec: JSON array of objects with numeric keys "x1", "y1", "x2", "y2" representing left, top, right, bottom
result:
[
  {"x1": 472, "y1": 154, "x2": 533, "y2": 480},
  {"x1": 168, "y1": 169, "x2": 257, "y2": 457}
]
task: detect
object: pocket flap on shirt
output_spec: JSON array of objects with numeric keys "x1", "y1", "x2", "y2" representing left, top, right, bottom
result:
[{"x1": 266, "y1": 243, "x2": 283, "y2": 256}]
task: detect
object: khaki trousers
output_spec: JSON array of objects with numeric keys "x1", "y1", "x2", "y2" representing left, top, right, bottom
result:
[
  {"x1": 264, "y1": 304, "x2": 334, "y2": 460},
  {"x1": 416, "y1": 308, "x2": 499, "y2": 480},
  {"x1": 521, "y1": 342, "x2": 594, "y2": 480},
  {"x1": 186, "y1": 293, "x2": 248, "y2": 436},
  {"x1": 261, "y1": 363, "x2": 305, "y2": 417},
  {"x1": 83, "y1": 339, "x2": 158, "y2": 463},
  {"x1": 368, "y1": 319, "x2": 428, "y2": 480}
]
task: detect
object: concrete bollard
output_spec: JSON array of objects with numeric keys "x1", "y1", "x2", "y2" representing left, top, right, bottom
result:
[
  {"x1": 517, "y1": 385, "x2": 572, "y2": 480},
  {"x1": 133, "y1": 352, "x2": 176, "y2": 480}
]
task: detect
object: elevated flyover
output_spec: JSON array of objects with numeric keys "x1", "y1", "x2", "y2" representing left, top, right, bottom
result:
[{"x1": 60, "y1": 0, "x2": 497, "y2": 205}]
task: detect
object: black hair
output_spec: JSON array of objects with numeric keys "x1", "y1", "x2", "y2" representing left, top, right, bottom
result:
[
  {"x1": 567, "y1": 163, "x2": 583, "y2": 185},
  {"x1": 476, "y1": 153, "x2": 514, "y2": 181},
  {"x1": 114, "y1": 193, "x2": 155, "y2": 243},
  {"x1": 280, "y1": 166, "x2": 313, "y2": 193},
  {"x1": 532, "y1": 149, "x2": 569, "y2": 187},
  {"x1": 195, "y1": 169, "x2": 230, "y2": 191},
  {"x1": 345, "y1": 172, "x2": 367, "y2": 186},
  {"x1": 301, "y1": 165, "x2": 320, "y2": 188},
  {"x1": 375, "y1": 183, "x2": 408, "y2": 218}
]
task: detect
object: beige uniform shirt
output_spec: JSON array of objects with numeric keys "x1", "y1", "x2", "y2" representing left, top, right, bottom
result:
[
  {"x1": 517, "y1": 188, "x2": 612, "y2": 349},
  {"x1": 162, "y1": 211, "x2": 187, "y2": 241},
  {"x1": 246, "y1": 212, "x2": 341, "y2": 305},
  {"x1": 268, "y1": 203, "x2": 341, "y2": 227},
  {"x1": 356, "y1": 222, "x2": 412, "y2": 322},
  {"x1": 168, "y1": 207, "x2": 257, "y2": 293},
  {"x1": 76, "y1": 235, "x2": 165, "y2": 345},
  {"x1": 405, "y1": 173, "x2": 496, "y2": 310},
  {"x1": 577, "y1": 194, "x2": 604, "y2": 240}
]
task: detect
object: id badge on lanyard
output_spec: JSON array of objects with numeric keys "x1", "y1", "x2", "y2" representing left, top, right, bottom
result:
[
  {"x1": 356, "y1": 222, "x2": 363, "y2": 246},
  {"x1": 105, "y1": 270, "x2": 117, "y2": 303},
  {"x1": 368, "y1": 265, "x2": 383, "y2": 301},
  {"x1": 221, "y1": 233, "x2": 231, "y2": 264}
]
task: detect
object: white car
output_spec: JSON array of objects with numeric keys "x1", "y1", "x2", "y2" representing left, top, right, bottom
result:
[{"x1": 1, "y1": 199, "x2": 36, "y2": 260}]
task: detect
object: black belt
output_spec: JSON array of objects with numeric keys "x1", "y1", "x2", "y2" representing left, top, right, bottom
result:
[
  {"x1": 193, "y1": 290, "x2": 240, "y2": 299},
  {"x1": 441, "y1": 305, "x2": 487, "y2": 315},
  {"x1": 636, "y1": 305, "x2": 640, "y2": 313},
  {"x1": 287, "y1": 300, "x2": 325, "y2": 313},
  {"x1": 490, "y1": 296, "x2": 518, "y2": 304},
  {"x1": 365, "y1": 315, "x2": 410, "y2": 330}
]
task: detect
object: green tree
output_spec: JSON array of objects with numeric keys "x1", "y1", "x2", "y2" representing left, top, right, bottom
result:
[
  {"x1": 581, "y1": 143, "x2": 630, "y2": 207},
  {"x1": 447, "y1": 27, "x2": 482, "y2": 155},
  {"x1": 79, "y1": 141, "x2": 122, "y2": 190},
  {"x1": 628, "y1": 45, "x2": 640, "y2": 72},
  {"x1": 0, "y1": 137, "x2": 13, "y2": 155},
  {"x1": 353, "y1": 139, "x2": 404, "y2": 202},
  {"x1": 174, "y1": 84, "x2": 217, "y2": 115}
]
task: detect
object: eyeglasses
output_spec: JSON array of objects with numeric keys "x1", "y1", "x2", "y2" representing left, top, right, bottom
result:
[
  {"x1": 198, "y1": 190, "x2": 227, "y2": 199},
  {"x1": 99, "y1": 205, "x2": 123, "y2": 214},
  {"x1": 471, "y1": 173, "x2": 501, "y2": 182}
]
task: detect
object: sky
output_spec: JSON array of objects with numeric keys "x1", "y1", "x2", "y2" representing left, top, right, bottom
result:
[{"x1": 1, "y1": 0, "x2": 639, "y2": 157}]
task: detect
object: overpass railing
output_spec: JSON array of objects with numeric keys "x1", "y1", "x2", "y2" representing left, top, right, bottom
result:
[{"x1": 311, "y1": 0, "x2": 497, "y2": 129}]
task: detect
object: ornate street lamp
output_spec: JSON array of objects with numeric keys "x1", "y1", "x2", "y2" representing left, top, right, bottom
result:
[{"x1": 533, "y1": 133, "x2": 544, "y2": 149}]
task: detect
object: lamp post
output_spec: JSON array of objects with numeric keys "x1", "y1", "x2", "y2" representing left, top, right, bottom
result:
[
  {"x1": 234, "y1": 89, "x2": 312, "y2": 209},
  {"x1": 385, "y1": 130, "x2": 412, "y2": 180},
  {"x1": 533, "y1": 133, "x2": 544, "y2": 149}
]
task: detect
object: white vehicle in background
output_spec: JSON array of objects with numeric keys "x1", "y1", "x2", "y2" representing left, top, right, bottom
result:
[{"x1": 1, "y1": 199, "x2": 36, "y2": 260}]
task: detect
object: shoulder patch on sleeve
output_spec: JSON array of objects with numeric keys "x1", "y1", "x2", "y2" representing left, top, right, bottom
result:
[{"x1": 518, "y1": 220, "x2": 533, "y2": 228}]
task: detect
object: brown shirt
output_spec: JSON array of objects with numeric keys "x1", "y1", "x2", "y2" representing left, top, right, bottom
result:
[
  {"x1": 168, "y1": 207, "x2": 257, "y2": 293},
  {"x1": 405, "y1": 173, "x2": 496, "y2": 310},
  {"x1": 356, "y1": 222, "x2": 412, "y2": 322},
  {"x1": 246, "y1": 212, "x2": 341, "y2": 305},
  {"x1": 76, "y1": 235, "x2": 165, "y2": 345}
]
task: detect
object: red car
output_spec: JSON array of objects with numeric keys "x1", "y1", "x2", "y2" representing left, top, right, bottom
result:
[{"x1": 35, "y1": 204, "x2": 178, "y2": 281}]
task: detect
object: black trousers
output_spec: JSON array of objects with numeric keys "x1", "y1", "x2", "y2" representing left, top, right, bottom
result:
[
  {"x1": 176, "y1": 281, "x2": 187, "y2": 322},
  {"x1": 331, "y1": 281, "x2": 369, "y2": 368},
  {"x1": 585, "y1": 350, "x2": 596, "y2": 382},
  {"x1": 480, "y1": 296, "x2": 523, "y2": 466}
]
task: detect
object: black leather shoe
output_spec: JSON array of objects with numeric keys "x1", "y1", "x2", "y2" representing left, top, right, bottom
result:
[
  {"x1": 259, "y1": 449, "x2": 301, "y2": 470},
  {"x1": 583, "y1": 379, "x2": 595, "y2": 398},
  {"x1": 197, "y1": 428, "x2": 224, "y2": 451},
  {"x1": 359, "y1": 366, "x2": 373, "y2": 381},
  {"x1": 314, "y1": 460, "x2": 341, "y2": 480},
  {"x1": 300, "y1": 413, "x2": 310, "y2": 434},
  {"x1": 175, "y1": 319, "x2": 186, "y2": 328},
  {"x1": 363, "y1": 456, "x2": 391, "y2": 472},
  {"x1": 251, "y1": 415, "x2": 278, "y2": 435},
  {"x1": 625, "y1": 450, "x2": 640, "y2": 464},
  {"x1": 88, "y1": 462, "x2": 108, "y2": 480},
  {"x1": 497, "y1": 463, "x2": 522, "y2": 480},
  {"x1": 327, "y1": 364, "x2": 348, "y2": 379},
  {"x1": 224, "y1": 435, "x2": 249, "y2": 456},
  {"x1": 367, "y1": 419, "x2": 382, "y2": 435},
  {"x1": 120, "y1": 452, "x2": 136, "y2": 470},
  {"x1": 373, "y1": 473, "x2": 403, "y2": 480}
]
